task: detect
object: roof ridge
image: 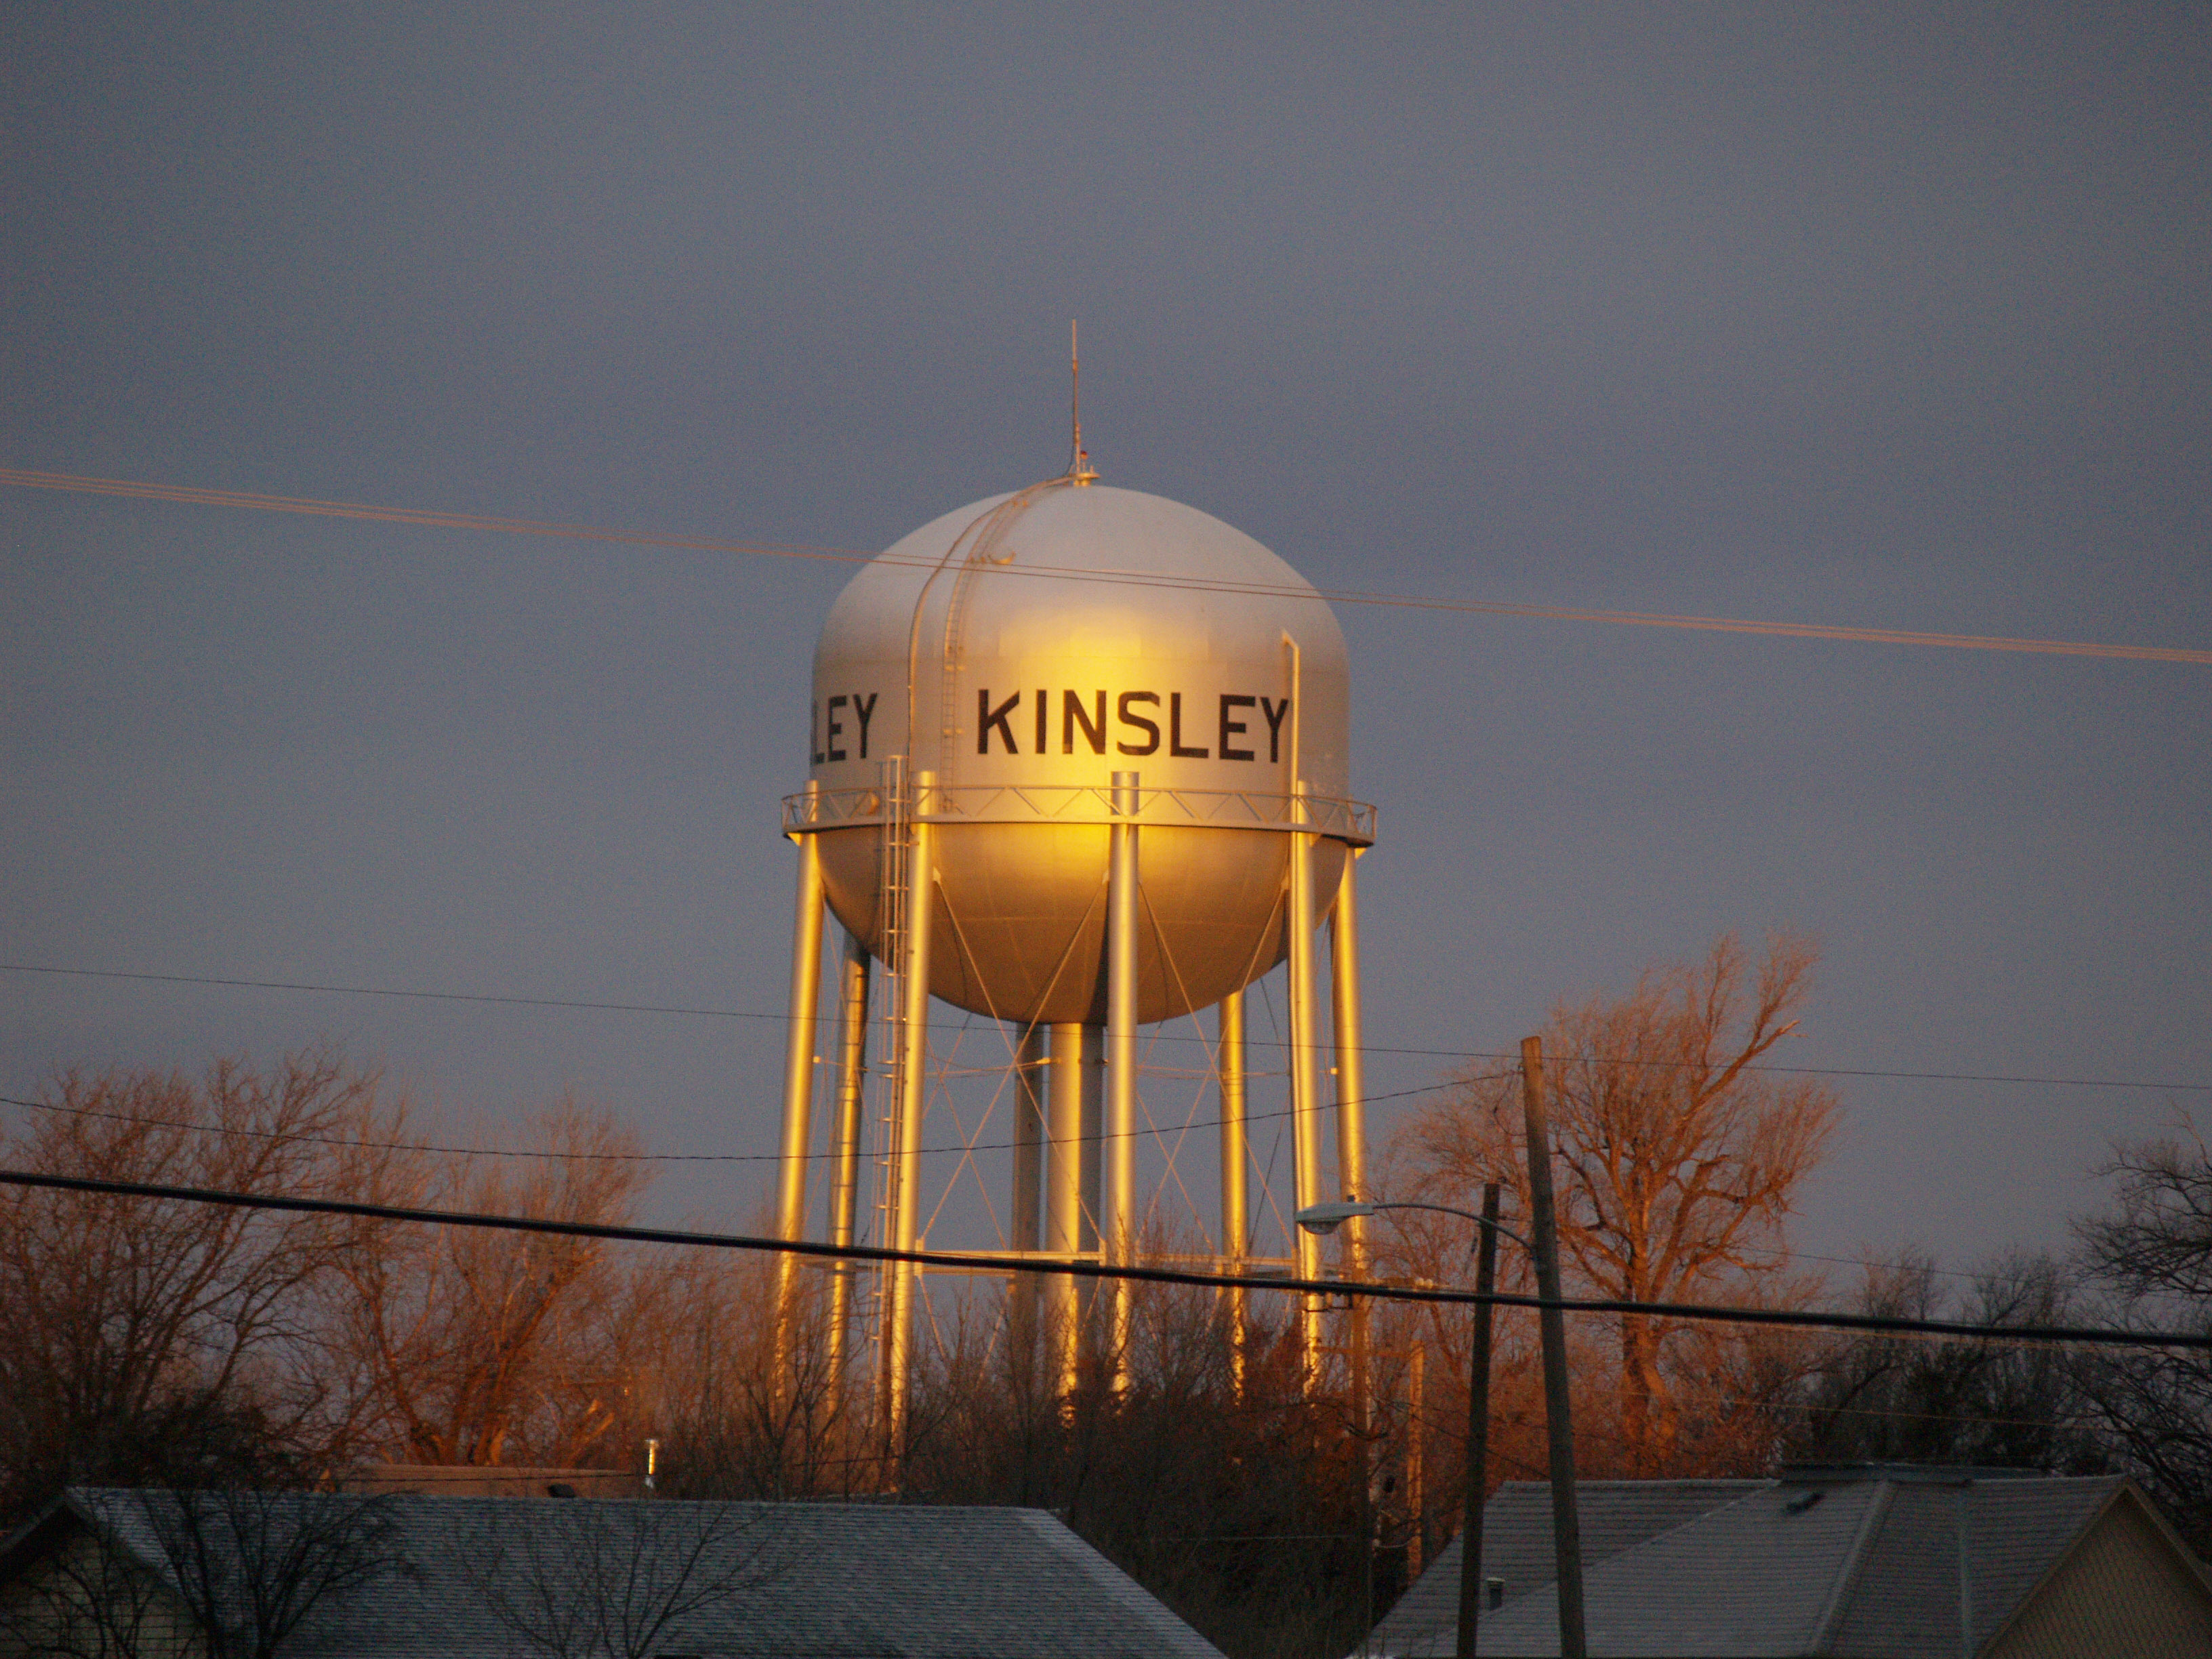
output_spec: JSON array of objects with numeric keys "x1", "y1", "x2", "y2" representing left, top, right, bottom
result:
[{"x1": 1808, "y1": 1478, "x2": 1893, "y2": 1656}]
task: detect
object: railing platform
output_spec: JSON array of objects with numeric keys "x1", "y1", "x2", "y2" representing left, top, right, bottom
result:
[{"x1": 783, "y1": 782, "x2": 1376, "y2": 846}]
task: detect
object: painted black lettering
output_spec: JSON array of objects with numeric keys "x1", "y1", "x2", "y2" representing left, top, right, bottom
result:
[
  {"x1": 1218, "y1": 694, "x2": 1256, "y2": 761},
  {"x1": 811, "y1": 699, "x2": 825, "y2": 766},
  {"x1": 853, "y1": 691, "x2": 878, "y2": 759},
  {"x1": 1261, "y1": 696, "x2": 1292, "y2": 764},
  {"x1": 1116, "y1": 690, "x2": 1160, "y2": 756},
  {"x1": 1033, "y1": 689, "x2": 1048, "y2": 755},
  {"x1": 1169, "y1": 693, "x2": 1208, "y2": 758},
  {"x1": 978, "y1": 689, "x2": 1021, "y2": 754},
  {"x1": 1064, "y1": 689, "x2": 1107, "y2": 754},
  {"x1": 825, "y1": 695, "x2": 848, "y2": 762}
]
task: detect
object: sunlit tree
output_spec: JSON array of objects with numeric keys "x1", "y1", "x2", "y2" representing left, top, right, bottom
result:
[{"x1": 1387, "y1": 933, "x2": 1838, "y2": 1475}]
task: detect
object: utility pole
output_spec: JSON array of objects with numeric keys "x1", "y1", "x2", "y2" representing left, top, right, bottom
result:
[
  {"x1": 1455, "y1": 1181, "x2": 1500, "y2": 1659},
  {"x1": 1521, "y1": 1036, "x2": 1586, "y2": 1659}
]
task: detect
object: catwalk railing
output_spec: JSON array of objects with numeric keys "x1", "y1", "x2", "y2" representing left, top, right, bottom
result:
[{"x1": 783, "y1": 782, "x2": 1378, "y2": 845}]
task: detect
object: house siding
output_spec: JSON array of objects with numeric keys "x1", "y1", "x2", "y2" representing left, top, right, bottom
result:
[
  {"x1": 0, "y1": 1530, "x2": 203, "y2": 1659},
  {"x1": 1982, "y1": 1498, "x2": 2212, "y2": 1659}
]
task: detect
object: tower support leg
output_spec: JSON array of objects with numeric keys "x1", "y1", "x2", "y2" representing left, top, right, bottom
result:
[
  {"x1": 1106, "y1": 771, "x2": 1142, "y2": 1391},
  {"x1": 825, "y1": 932, "x2": 870, "y2": 1417},
  {"x1": 1332, "y1": 851, "x2": 1372, "y2": 1433},
  {"x1": 773, "y1": 793, "x2": 825, "y2": 1406},
  {"x1": 1286, "y1": 784, "x2": 1326, "y2": 1391},
  {"x1": 1217, "y1": 989, "x2": 1249, "y2": 1402}
]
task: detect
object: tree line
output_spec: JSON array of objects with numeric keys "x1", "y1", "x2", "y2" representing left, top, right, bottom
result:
[{"x1": 3, "y1": 936, "x2": 2205, "y2": 1659}]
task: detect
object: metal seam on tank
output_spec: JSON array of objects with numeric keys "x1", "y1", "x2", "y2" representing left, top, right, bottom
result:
[
  {"x1": 900, "y1": 482, "x2": 1050, "y2": 773},
  {"x1": 900, "y1": 497, "x2": 1005, "y2": 762},
  {"x1": 936, "y1": 480, "x2": 1063, "y2": 792}
]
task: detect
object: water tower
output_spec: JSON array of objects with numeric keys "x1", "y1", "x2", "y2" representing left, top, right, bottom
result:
[{"x1": 771, "y1": 454, "x2": 1376, "y2": 1447}]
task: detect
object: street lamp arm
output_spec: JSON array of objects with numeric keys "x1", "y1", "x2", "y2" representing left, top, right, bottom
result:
[
  {"x1": 1368, "y1": 1200, "x2": 1535, "y2": 1254},
  {"x1": 1292, "y1": 1197, "x2": 1535, "y2": 1255}
]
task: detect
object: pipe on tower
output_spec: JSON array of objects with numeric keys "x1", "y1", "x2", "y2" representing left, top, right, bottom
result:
[{"x1": 1106, "y1": 770, "x2": 1142, "y2": 1391}]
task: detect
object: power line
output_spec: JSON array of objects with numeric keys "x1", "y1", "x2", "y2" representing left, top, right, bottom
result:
[
  {"x1": 8, "y1": 963, "x2": 2205, "y2": 1094},
  {"x1": 0, "y1": 1087, "x2": 2068, "y2": 1290},
  {"x1": 3, "y1": 1167, "x2": 2205, "y2": 1351},
  {"x1": 0, "y1": 1082, "x2": 1471, "y2": 1167},
  {"x1": 7, "y1": 467, "x2": 2209, "y2": 666}
]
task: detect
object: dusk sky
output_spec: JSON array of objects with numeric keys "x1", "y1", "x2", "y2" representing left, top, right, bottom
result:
[{"x1": 6, "y1": 5, "x2": 2208, "y2": 1288}]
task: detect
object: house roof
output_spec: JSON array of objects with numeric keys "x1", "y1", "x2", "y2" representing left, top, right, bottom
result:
[
  {"x1": 24, "y1": 1488, "x2": 1225, "y2": 1659},
  {"x1": 1364, "y1": 1470, "x2": 2209, "y2": 1658},
  {"x1": 1374, "y1": 1480, "x2": 1764, "y2": 1651}
]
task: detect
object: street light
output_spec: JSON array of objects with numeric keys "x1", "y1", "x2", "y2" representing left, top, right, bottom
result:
[
  {"x1": 1296, "y1": 1193, "x2": 1525, "y2": 1659},
  {"x1": 1295, "y1": 1197, "x2": 1531, "y2": 1255},
  {"x1": 1295, "y1": 1039, "x2": 1584, "y2": 1659}
]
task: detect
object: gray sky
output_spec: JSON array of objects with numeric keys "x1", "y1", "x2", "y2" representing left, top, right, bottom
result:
[{"x1": 5, "y1": 4, "x2": 2208, "y2": 1286}]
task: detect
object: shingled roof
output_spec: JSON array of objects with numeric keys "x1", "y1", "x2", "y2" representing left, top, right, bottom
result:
[
  {"x1": 9, "y1": 1488, "x2": 1225, "y2": 1659},
  {"x1": 1362, "y1": 1469, "x2": 2212, "y2": 1658}
]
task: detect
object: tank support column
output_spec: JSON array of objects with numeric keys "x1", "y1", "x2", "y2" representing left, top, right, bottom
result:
[
  {"x1": 773, "y1": 783, "x2": 825, "y2": 1407},
  {"x1": 1105, "y1": 771, "x2": 1142, "y2": 1392},
  {"x1": 1217, "y1": 989, "x2": 1249, "y2": 1401},
  {"x1": 1332, "y1": 853, "x2": 1372, "y2": 1419},
  {"x1": 1010, "y1": 1023, "x2": 1047, "y2": 1380},
  {"x1": 884, "y1": 770, "x2": 936, "y2": 1462},
  {"x1": 825, "y1": 931, "x2": 870, "y2": 1416},
  {"x1": 1286, "y1": 781, "x2": 1327, "y2": 1391},
  {"x1": 1046, "y1": 1021, "x2": 1101, "y2": 1395},
  {"x1": 1331, "y1": 850, "x2": 1374, "y2": 1528}
]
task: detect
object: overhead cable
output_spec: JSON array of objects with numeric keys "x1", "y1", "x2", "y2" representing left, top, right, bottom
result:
[
  {"x1": 7, "y1": 468, "x2": 2207, "y2": 666},
  {"x1": 3, "y1": 1168, "x2": 2205, "y2": 1351},
  {"x1": 7, "y1": 963, "x2": 2204, "y2": 1094}
]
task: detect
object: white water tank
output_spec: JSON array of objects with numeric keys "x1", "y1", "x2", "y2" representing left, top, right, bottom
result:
[{"x1": 794, "y1": 480, "x2": 1370, "y2": 1025}]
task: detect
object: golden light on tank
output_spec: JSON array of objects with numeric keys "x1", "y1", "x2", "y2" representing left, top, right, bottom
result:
[
  {"x1": 769, "y1": 388, "x2": 1377, "y2": 1453},
  {"x1": 802, "y1": 481, "x2": 1367, "y2": 1024}
]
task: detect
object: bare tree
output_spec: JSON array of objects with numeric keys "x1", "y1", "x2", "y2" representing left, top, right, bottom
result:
[
  {"x1": 2074, "y1": 1118, "x2": 2212, "y2": 1551},
  {"x1": 0, "y1": 1053, "x2": 402, "y2": 1518},
  {"x1": 1786, "y1": 1250, "x2": 2106, "y2": 1471},
  {"x1": 131, "y1": 1486, "x2": 410, "y2": 1659},
  {"x1": 459, "y1": 1498, "x2": 779, "y2": 1659},
  {"x1": 644, "y1": 1246, "x2": 847, "y2": 1502},
  {"x1": 1389, "y1": 933, "x2": 1838, "y2": 1474},
  {"x1": 332, "y1": 1103, "x2": 663, "y2": 1469}
]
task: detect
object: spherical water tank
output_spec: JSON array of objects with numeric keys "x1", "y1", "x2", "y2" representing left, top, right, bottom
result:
[{"x1": 793, "y1": 480, "x2": 1370, "y2": 1025}]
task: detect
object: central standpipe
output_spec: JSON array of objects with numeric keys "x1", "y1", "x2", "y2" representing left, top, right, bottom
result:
[
  {"x1": 1046, "y1": 1021, "x2": 1102, "y2": 1392},
  {"x1": 1106, "y1": 771, "x2": 1143, "y2": 1388}
]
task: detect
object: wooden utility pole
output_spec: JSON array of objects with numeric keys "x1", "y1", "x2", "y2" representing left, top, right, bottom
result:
[
  {"x1": 1456, "y1": 1181, "x2": 1501, "y2": 1659},
  {"x1": 1521, "y1": 1036, "x2": 1587, "y2": 1659}
]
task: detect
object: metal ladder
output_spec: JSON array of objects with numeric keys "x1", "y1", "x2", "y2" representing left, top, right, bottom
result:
[{"x1": 862, "y1": 754, "x2": 912, "y2": 1415}]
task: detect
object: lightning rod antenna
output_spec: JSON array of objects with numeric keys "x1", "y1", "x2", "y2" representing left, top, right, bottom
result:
[{"x1": 1068, "y1": 321, "x2": 1097, "y2": 484}]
